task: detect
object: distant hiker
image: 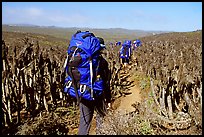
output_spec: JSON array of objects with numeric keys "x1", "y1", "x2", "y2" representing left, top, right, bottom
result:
[
  {"x1": 136, "y1": 39, "x2": 142, "y2": 47},
  {"x1": 114, "y1": 41, "x2": 118, "y2": 47},
  {"x1": 116, "y1": 41, "x2": 121, "y2": 46},
  {"x1": 132, "y1": 40, "x2": 137, "y2": 58},
  {"x1": 132, "y1": 39, "x2": 142, "y2": 58},
  {"x1": 133, "y1": 39, "x2": 141, "y2": 50},
  {"x1": 109, "y1": 42, "x2": 113, "y2": 46},
  {"x1": 63, "y1": 31, "x2": 111, "y2": 135},
  {"x1": 109, "y1": 42, "x2": 114, "y2": 50},
  {"x1": 133, "y1": 40, "x2": 137, "y2": 51},
  {"x1": 119, "y1": 40, "x2": 132, "y2": 67},
  {"x1": 135, "y1": 39, "x2": 142, "y2": 47}
]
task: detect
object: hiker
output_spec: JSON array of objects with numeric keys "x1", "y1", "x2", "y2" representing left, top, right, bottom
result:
[
  {"x1": 133, "y1": 39, "x2": 142, "y2": 50},
  {"x1": 133, "y1": 40, "x2": 137, "y2": 51},
  {"x1": 114, "y1": 41, "x2": 118, "y2": 47},
  {"x1": 119, "y1": 40, "x2": 132, "y2": 67},
  {"x1": 136, "y1": 39, "x2": 142, "y2": 47},
  {"x1": 109, "y1": 42, "x2": 113, "y2": 47},
  {"x1": 132, "y1": 40, "x2": 137, "y2": 58},
  {"x1": 63, "y1": 31, "x2": 111, "y2": 135},
  {"x1": 132, "y1": 39, "x2": 142, "y2": 58},
  {"x1": 109, "y1": 42, "x2": 114, "y2": 50},
  {"x1": 116, "y1": 41, "x2": 121, "y2": 46}
]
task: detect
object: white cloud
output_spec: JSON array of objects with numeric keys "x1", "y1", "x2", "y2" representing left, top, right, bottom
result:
[
  {"x1": 4, "y1": 7, "x2": 43, "y2": 17},
  {"x1": 3, "y1": 6, "x2": 90, "y2": 26},
  {"x1": 26, "y1": 7, "x2": 43, "y2": 16},
  {"x1": 47, "y1": 12, "x2": 89, "y2": 25}
]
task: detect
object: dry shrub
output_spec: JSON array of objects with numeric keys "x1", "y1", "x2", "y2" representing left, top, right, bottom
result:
[
  {"x1": 96, "y1": 104, "x2": 154, "y2": 135},
  {"x1": 15, "y1": 111, "x2": 69, "y2": 135}
]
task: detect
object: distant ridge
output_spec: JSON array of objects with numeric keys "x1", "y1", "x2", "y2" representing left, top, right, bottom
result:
[
  {"x1": 2, "y1": 24, "x2": 171, "y2": 33},
  {"x1": 2, "y1": 24, "x2": 173, "y2": 41}
]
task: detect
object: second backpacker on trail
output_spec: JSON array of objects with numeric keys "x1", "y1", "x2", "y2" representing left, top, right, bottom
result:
[
  {"x1": 63, "y1": 31, "x2": 104, "y2": 102},
  {"x1": 119, "y1": 40, "x2": 132, "y2": 64}
]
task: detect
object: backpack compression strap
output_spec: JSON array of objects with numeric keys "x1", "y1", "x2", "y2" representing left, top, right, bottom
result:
[
  {"x1": 129, "y1": 47, "x2": 131, "y2": 57},
  {"x1": 89, "y1": 57, "x2": 94, "y2": 99},
  {"x1": 81, "y1": 32, "x2": 95, "y2": 100}
]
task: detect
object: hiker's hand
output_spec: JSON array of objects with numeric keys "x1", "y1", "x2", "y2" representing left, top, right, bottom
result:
[{"x1": 107, "y1": 103, "x2": 111, "y2": 110}]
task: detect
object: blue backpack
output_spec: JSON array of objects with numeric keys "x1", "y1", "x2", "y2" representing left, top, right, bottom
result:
[
  {"x1": 136, "y1": 39, "x2": 141, "y2": 47},
  {"x1": 119, "y1": 40, "x2": 131, "y2": 59},
  {"x1": 63, "y1": 31, "x2": 104, "y2": 102},
  {"x1": 116, "y1": 41, "x2": 121, "y2": 46}
]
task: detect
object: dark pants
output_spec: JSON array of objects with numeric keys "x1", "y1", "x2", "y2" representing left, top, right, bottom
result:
[
  {"x1": 78, "y1": 96, "x2": 107, "y2": 135},
  {"x1": 122, "y1": 58, "x2": 130, "y2": 64}
]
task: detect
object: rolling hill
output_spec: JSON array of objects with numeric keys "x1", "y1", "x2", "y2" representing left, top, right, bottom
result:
[{"x1": 2, "y1": 24, "x2": 172, "y2": 43}]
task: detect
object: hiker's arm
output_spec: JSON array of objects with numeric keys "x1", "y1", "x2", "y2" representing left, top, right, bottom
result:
[
  {"x1": 100, "y1": 58, "x2": 111, "y2": 103},
  {"x1": 98, "y1": 57, "x2": 111, "y2": 102}
]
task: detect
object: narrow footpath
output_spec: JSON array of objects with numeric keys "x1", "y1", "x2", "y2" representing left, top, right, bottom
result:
[{"x1": 89, "y1": 64, "x2": 142, "y2": 135}]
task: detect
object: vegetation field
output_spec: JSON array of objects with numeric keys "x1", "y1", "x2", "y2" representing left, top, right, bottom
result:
[{"x1": 2, "y1": 28, "x2": 202, "y2": 135}]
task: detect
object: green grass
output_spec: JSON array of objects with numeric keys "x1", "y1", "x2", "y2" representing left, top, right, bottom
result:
[
  {"x1": 139, "y1": 120, "x2": 154, "y2": 135},
  {"x1": 132, "y1": 71, "x2": 150, "y2": 92}
]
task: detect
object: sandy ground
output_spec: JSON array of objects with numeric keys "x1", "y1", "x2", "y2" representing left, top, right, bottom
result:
[
  {"x1": 114, "y1": 84, "x2": 141, "y2": 115},
  {"x1": 89, "y1": 63, "x2": 142, "y2": 135},
  {"x1": 89, "y1": 80, "x2": 142, "y2": 135}
]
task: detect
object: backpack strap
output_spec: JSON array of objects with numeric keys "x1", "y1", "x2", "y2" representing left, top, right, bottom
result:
[
  {"x1": 89, "y1": 57, "x2": 94, "y2": 99},
  {"x1": 89, "y1": 55, "x2": 102, "y2": 100},
  {"x1": 65, "y1": 81, "x2": 72, "y2": 88},
  {"x1": 70, "y1": 47, "x2": 78, "y2": 61},
  {"x1": 129, "y1": 46, "x2": 131, "y2": 57},
  {"x1": 79, "y1": 84, "x2": 87, "y2": 94}
]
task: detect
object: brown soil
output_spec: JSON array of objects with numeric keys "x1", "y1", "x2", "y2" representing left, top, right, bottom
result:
[
  {"x1": 89, "y1": 65, "x2": 142, "y2": 135},
  {"x1": 114, "y1": 84, "x2": 141, "y2": 114}
]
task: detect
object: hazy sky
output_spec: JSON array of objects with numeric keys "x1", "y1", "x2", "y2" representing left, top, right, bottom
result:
[{"x1": 2, "y1": 2, "x2": 202, "y2": 32}]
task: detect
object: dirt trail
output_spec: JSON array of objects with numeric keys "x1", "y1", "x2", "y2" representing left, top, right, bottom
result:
[
  {"x1": 89, "y1": 65, "x2": 142, "y2": 135},
  {"x1": 112, "y1": 65, "x2": 142, "y2": 115},
  {"x1": 114, "y1": 83, "x2": 141, "y2": 115}
]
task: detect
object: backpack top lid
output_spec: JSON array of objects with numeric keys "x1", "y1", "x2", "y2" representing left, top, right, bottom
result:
[
  {"x1": 69, "y1": 31, "x2": 101, "y2": 57},
  {"x1": 124, "y1": 40, "x2": 131, "y2": 45},
  {"x1": 122, "y1": 43, "x2": 129, "y2": 48},
  {"x1": 136, "y1": 39, "x2": 141, "y2": 43},
  {"x1": 117, "y1": 41, "x2": 121, "y2": 45},
  {"x1": 136, "y1": 39, "x2": 142, "y2": 46},
  {"x1": 123, "y1": 40, "x2": 131, "y2": 47}
]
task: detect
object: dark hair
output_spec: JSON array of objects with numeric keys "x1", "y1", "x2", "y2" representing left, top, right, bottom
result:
[{"x1": 97, "y1": 37, "x2": 105, "y2": 45}]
